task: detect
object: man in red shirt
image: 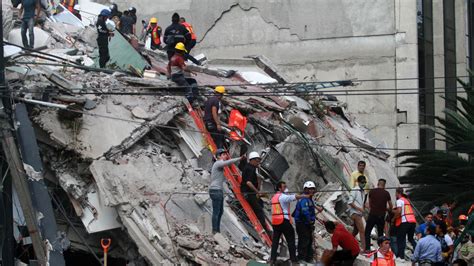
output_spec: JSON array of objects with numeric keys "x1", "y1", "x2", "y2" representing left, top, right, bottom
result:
[
  {"x1": 324, "y1": 220, "x2": 360, "y2": 265},
  {"x1": 167, "y1": 42, "x2": 198, "y2": 104}
]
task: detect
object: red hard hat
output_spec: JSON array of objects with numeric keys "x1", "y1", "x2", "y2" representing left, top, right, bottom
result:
[{"x1": 459, "y1": 214, "x2": 468, "y2": 221}]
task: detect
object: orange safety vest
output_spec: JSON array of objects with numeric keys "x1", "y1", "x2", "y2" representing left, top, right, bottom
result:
[
  {"x1": 181, "y1": 22, "x2": 197, "y2": 40},
  {"x1": 151, "y1": 26, "x2": 161, "y2": 45},
  {"x1": 370, "y1": 250, "x2": 395, "y2": 266},
  {"x1": 62, "y1": 0, "x2": 75, "y2": 12},
  {"x1": 395, "y1": 197, "x2": 416, "y2": 226},
  {"x1": 228, "y1": 109, "x2": 247, "y2": 141},
  {"x1": 271, "y1": 192, "x2": 292, "y2": 225}
]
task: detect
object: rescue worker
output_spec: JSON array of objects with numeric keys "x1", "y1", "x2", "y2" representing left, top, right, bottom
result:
[
  {"x1": 167, "y1": 42, "x2": 199, "y2": 104},
  {"x1": 164, "y1": 13, "x2": 200, "y2": 65},
  {"x1": 203, "y1": 86, "x2": 225, "y2": 149},
  {"x1": 96, "y1": 9, "x2": 114, "y2": 68},
  {"x1": 367, "y1": 236, "x2": 396, "y2": 266},
  {"x1": 19, "y1": 0, "x2": 40, "y2": 49},
  {"x1": 146, "y1": 17, "x2": 162, "y2": 50},
  {"x1": 293, "y1": 181, "x2": 322, "y2": 262},
  {"x1": 180, "y1": 17, "x2": 197, "y2": 52},
  {"x1": 61, "y1": 0, "x2": 81, "y2": 19},
  {"x1": 270, "y1": 181, "x2": 310, "y2": 264},
  {"x1": 109, "y1": 3, "x2": 121, "y2": 30},
  {"x1": 393, "y1": 187, "x2": 417, "y2": 259},
  {"x1": 128, "y1": 7, "x2": 137, "y2": 35},
  {"x1": 119, "y1": 10, "x2": 134, "y2": 35}
]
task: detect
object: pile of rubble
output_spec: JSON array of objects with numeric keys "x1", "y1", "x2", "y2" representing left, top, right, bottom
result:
[{"x1": 2, "y1": 1, "x2": 402, "y2": 265}]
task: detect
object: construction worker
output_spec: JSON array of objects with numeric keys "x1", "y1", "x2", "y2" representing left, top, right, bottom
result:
[
  {"x1": 209, "y1": 149, "x2": 245, "y2": 234},
  {"x1": 19, "y1": 0, "x2": 40, "y2": 48},
  {"x1": 180, "y1": 17, "x2": 197, "y2": 52},
  {"x1": 96, "y1": 9, "x2": 114, "y2": 68},
  {"x1": 241, "y1": 152, "x2": 270, "y2": 236},
  {"x1": 146, "y1": 17, "x2": 162, "y2": 50},
  {"x1": 167, "y1": 42, "x2": 199, "y2": 104},
  {"x1": 61, "y1": 0, "x2": 81, "y2": 19},
  {"x1": 367, "y1": 236, "x2": 396, "y2": 266},
  {"x1": 350, "y1": 160, "x2": 369, "y2": 188},
  {"x1": 293, "y1": 181, "x2": 322, "y2": 262},
  {"x1": 393, "y1": 187, "x2": 417, "y2": 260},
  {"x1": 203, "y1": 86, "x2": 225, "y2": 149},
  {"x1": 348, "y1": 175, "x2": 367, "y2": 252},
  {"x1": 164, "y1": 13, "x2": 191, "y2": 59},
  {"x1": 270, "y1": 181, "x2": 310, "y2": 264}
]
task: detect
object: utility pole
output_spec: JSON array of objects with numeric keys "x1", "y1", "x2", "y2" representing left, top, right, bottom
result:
[{"x1": 0, "y1": 1, "x2": 15, "y2": 265}]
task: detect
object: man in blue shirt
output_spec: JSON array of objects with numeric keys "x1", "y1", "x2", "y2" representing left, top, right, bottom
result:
[
  {"x1": 416, "y1": 212, "x2": 435, "y2": 239},
  {"x1": 293, "y1": 181, "x2": 323, "y2": 263},
  {"x1": 412, "y1": 224, "x2": 442, "y2": 264},
  {"x1": 19, "y1": 0, "x2": 40, "y2": 48}
]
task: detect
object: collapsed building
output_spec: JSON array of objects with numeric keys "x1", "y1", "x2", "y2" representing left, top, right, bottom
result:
[{"x1": 1, "y1": 1, "x2": 404, "y2": 265}]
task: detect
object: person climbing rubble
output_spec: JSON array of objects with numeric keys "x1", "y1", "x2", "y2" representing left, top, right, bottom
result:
[
  {"x1": 293, "y1": 180, "x2": 322, "y2": 263},
  {"x1": 348, "y1": 175, "x2": 367, "y2": 252},
  {"x1": 322, "y1": 220, "x2": 360, "y2": 265},
  {"x1": 204, "y1": 86, "x2": 225, "y2": 149},
  {"x1": 270, "y1": 181, "x2": 310, "y2": 264},
  {"x1": 241, "y1": 151, "x2": 270, "y2": 236},
  {"x1": 366, "y1": 236, "x2": 396, "y2": 265},
  {"x1": 96, "y1": 9, "x2": 114, "y2": 68},
  {"x1": 19, "y1": 0, "x2": 41, "y2": 49},
  {"x1": 180, "y1": 17, "x2": 197, "y2": 53},
  {"x1": 350, "y1": 160, "x2": 369, "y2": 189},
  {"x1": 209, "y1": 149, "x2": 246, "y2": 234},
  {"x1": 167, "y1": 42, "x2": 199, "y2": 104},
  {"x1": 164, "y1": 13, "x2": 201, "y2": 65},
  {"x1": 145, "y1": 17, "x2": 162, "y2": 50}
]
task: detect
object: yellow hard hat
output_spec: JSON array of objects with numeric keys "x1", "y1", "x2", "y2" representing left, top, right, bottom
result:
[
  {"x1": 214, "y1": 86, "x2": 225, "y2": 94},
  {"x1": 175, "y1": 42, "x2": 187, "y2": 53},
  {"x1": 150, "y1": 17, "x2": 158, "y2": 24}
]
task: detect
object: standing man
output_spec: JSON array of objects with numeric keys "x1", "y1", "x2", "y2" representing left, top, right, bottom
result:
[
  {"x1": 146, "y1": 17, "x2": 162, "y2": 50},
  {"x1": 209, "y1": 149, "x2": 245, "y2": 234},
  {"x1": 19, "y1": 0, "x2": 40, "y2": 48},
  {"x1": 96, "y1": 9, "x2": 114, "y2": 68},
  {"x1": 416, "y1": 212, "x2": 435, "y2": 239},
  {"x1": 348, "y1": 175, "x2": 367, "y2": 251},
  {"x1": 167, "y1": 42, "x2": 199, "y2": 104},
  {"x1": 350, "y1": 160, "x2": 369, "y2": 188},
  {"x1": 119, "y1": 10, "x2": 134, "y2": 35},
  {"x1": 203, "y1": 86, "x2": 225, "y2": 149},
  {"x1": 180, "y1": 17, "x2": 197, "y2": 52},
  {"x1": 367, "y1": 236, "x2": 396, "y2": 266},
  {"x1": 128, "y1": 7, "x2": 137, "y2": 35},
  {"x1": 364, "y1": 178, "x2": 392, "y2": 252},
  {"x1": 435, "y1": 220, "x2": 454, "y2": 263},
  {"x1": 164, "y1": 13, "x2": 191, "y2": 59},
  {"x1": 411, "y1": 224, "x2": 442, "y2": 264},
  {"x1": 270, "y1": 181, "x2": 309, "y2": 264},
  {"x1": 393, "y1": 187, "x2": 417, "y2": 260},
  {"x1": 293, "y1": 181, "x2": 322, "y2": 262},
  {"x1": 241, "y1": 152, "x2": 269, "y2": 235},
  {"x1": 323, "y1": 220, "x2": 360, "y2": 265}
]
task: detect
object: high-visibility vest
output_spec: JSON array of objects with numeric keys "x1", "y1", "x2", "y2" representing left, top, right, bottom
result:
[
  {"x1": 271, "y1": 192, "x2": 292, "y2": 225},
  {"x1": 151, "y1": 26, "x2": 161, "y2": 45},
  {"x1": 62, "y1": 0, "x2": 75, "y2": 11},
  {"x1": 181, "y1": 22, "x2": 197, "y2": 40},
  {"x1": 395, "y1": 197, "x2": 416, "y2": 226},
  {"x1": 370, "y1": 250, "x2": 395, "y2": 266}
]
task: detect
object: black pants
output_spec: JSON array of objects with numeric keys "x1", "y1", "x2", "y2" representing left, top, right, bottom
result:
[
  {"x1": 364, "y1": 214, "x2": 385, "y2": 250},
  {"x1": 245, "y1": 194, "x2": 268, "y2": 234},
  {"x1": 396, "y1": 222, "x2": 416, "y2": 259},
  {"x1": 186, "y1": 39, "x2": 196, "y2": 52},
  {"x1": 171, "y1": 74, "x2": 198, "y2": 103},
  {"x1": 331, "y1": 250, "x2": 357, "y2": 266},
  {"x1": 97, "y1": 38, "x2": 110, "y2": 68},
  {"x1": 270, "y1": 219, "x2": 297, "y2": 262},
  {"x1": 296, "y1": 222, "x2": 314, "y2": 261},
  {"x1": 205, "y1": 121, "x2": 224, "y2": 149}
]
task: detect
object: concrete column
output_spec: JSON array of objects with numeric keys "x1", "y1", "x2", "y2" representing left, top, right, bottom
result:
[{"x1": 433, "y1": 0, "x2": 446, "y2": 150}]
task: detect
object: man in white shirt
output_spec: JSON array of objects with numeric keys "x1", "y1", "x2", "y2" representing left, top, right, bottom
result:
[
  {"x1": 270, "y1": 181, "x2": 310, "y2": 263},
  {"x1": 348, "y1": 175, "x2": 367, "y2": 251}
]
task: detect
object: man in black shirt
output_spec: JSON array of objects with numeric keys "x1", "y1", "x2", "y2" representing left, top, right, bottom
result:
[
  {"x1": 241, "y1": 151, "x2": 270, "y2": 234},
  {"x1": 204, "y1": 86, "x2": 225, "y2": 149},
  {"x1": 96, "y1": 9, "x2": 113, "y2": 68},
  {"x1": 164, "y1": 13, "x2": 191, "y2": 60},
  {"x1": 119, "y1": 10, "x2": 134, "y2": 35}
]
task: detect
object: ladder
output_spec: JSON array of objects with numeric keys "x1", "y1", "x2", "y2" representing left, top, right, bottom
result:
[{"x1": 184, "y1": 100, "x2": 272, "y2": 247}]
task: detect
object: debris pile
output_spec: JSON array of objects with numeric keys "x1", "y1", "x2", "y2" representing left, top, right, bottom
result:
[{"x1": 3, "y1": 1, "x2": 401, "y2": 264}]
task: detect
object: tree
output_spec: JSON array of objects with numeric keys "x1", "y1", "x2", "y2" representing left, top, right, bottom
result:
[{"x1": 397, "y1": 75, "x2": 474, "y2": 215}]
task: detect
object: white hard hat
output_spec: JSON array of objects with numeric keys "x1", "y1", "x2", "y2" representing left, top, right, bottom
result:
[
  {"x1": 303, "y1": 181, "x2": 316, "y2": 189},
  {"x1": 248, "y1": 151, "x2": 261, "y2": 160}
]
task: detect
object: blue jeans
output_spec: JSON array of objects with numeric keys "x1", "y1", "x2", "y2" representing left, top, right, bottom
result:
[
  {"x1": 21, "y1": 17, "x2": 35, "y2": 48},
  {"x1": 209, "y1": 189, "x2": 224, "y2": 233}
]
